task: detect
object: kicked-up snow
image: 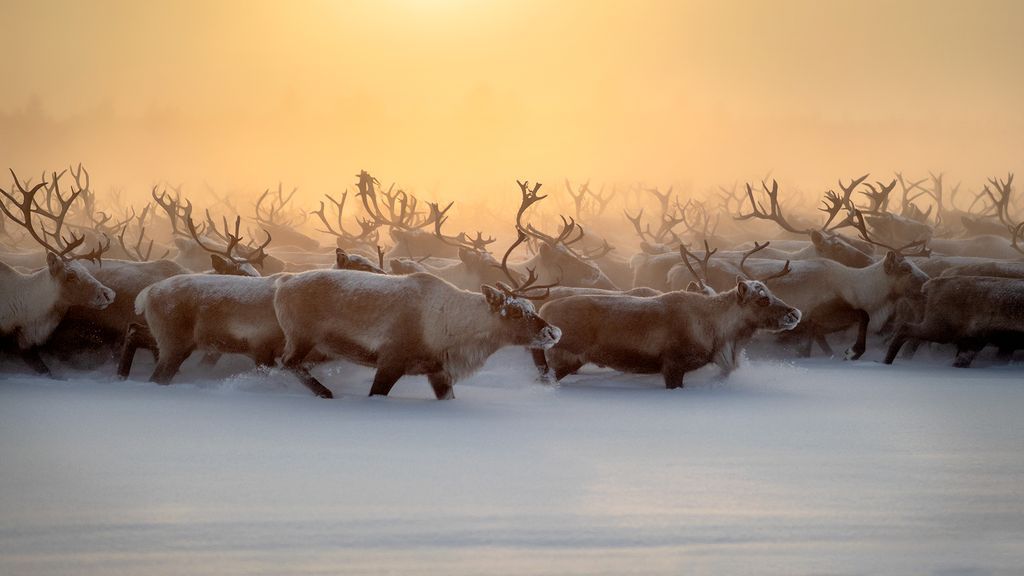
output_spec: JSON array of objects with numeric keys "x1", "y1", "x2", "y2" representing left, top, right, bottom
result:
[{"x1": 1, "y1": 346, "x2": 1022, "y2": 575}]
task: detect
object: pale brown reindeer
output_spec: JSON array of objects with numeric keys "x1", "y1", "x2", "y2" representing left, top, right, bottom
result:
[
  {"x1": 273, "y1": 258, "x2": 562, "y2": 400},
  {"x1": 0, "y1": 171, "x2": 115, "y2": 375}
]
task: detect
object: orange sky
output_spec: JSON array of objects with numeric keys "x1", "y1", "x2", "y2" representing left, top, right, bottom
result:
[{"x1": 1, "y1": 0, "x2": 1022, "y2": 208}]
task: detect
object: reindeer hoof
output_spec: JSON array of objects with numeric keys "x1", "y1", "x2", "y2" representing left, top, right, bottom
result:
[
  {"x1": 314, "y1": 387, "x2": 334, "y2": 399},
  {"x1": 844, "y1": 348, "x2": 864, "y2": 361}
]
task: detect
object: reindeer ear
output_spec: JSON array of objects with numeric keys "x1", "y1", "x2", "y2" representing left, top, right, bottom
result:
[
  {"x1": 481, "y1": 285, "x2": 505, "y2": 310},
  {"x1": 810, "y1": 229, "x2": 824, "y2": 246},
  {"x1": 335, "y1": 249, "x2": 349, "y2": 268},
  {"x1": 685, "y1": 281, "x2": 702, "y2": 293},
  {"x1": 883, "y1": 251, "x2": 898, "y2": 273},
  {"x1": 211, "y1": 254, "x2": 233, "y2": 274},
  {"x1": 46, "y1": 252, "x2": 64, "y2": 277},
  {"x1": 735, "y1": 276, "x2": 750, "y2": 302},
  {"x1": 538, "y1": 242, "x2": 552, "y2": 256}
]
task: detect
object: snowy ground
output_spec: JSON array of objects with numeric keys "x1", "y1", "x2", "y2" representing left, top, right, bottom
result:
[{"x1": 1, "y1": 345, "x2": 1023, "y2": 576}]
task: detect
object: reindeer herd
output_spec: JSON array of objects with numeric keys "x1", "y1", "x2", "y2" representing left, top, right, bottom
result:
[{"x1": 2, "y1": 166, "x2": 1023, "y2": 399}]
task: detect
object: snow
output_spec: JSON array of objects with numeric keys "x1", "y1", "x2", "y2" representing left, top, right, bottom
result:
[{"x1": 2, "y1": 346, "x2": 1023, "y2": 575}]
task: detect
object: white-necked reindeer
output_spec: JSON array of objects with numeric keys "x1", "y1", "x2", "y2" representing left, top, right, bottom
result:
[{"x1": 0, "y1": 171, "x2": 114, "y2": 375}]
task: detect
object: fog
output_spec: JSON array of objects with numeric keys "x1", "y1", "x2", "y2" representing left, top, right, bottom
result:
[{"x1": 2, "y1": 0, "x2": 1023, "y2": 214}]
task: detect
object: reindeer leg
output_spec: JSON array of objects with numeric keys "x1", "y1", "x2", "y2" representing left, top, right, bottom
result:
[
  {"x1": 843, "y1": 310, "x2": 870, "y2": 361},
  {"x1": 427, "y1": 372, "x2": 454, "y2": 400},
  {"x1": 953, "y1": 339, "x2": 985, "y2": 368},
  {"x1": 547, "y1": 349, "x2": 584, "y2": 381},
  {"x1": 530, "y1": 348, "x2": 549, "y2": 375},
  {"x1": 149, "y1": 346, "x2": 193, "y2": 385},
  {"x1": 118, "y1": 323, "x2": 154, "y2": 379},
  {"x1": 814, "y1": 333, "x2": 835, "y2": 357},
  {"x1": 662, "y1": 363, "x2": 685, "y2": 390},
  {"x1": 884, "y1": 323, "x2": 912, "y2": 365},
  {"x1": 281, "y1": 339, "x2": 332, "y2": 399},
  {"x1": 369, "y1": 365, "x2": 404, "y2": 397},
  {"x1": 20, "y1": 347, "x2": 52, "y2": 377}
]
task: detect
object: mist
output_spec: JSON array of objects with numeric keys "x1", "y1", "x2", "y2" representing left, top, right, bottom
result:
[{"x1": 2, "y1": 0, "x2": 1022, "y2": 211}]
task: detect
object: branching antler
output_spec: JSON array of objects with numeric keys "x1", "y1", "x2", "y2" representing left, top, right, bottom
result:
[
  {"x1": 736, "y1": 179, "x2": 808, "y2": 235},
  {"x1": 311, "y1": 190, "x2": 381, "y2": 245},
  {"x1": 184, "y1": 204, "x2": 272, "y2": 270},
  {"x1": 739, "y1": 241, "x2": 791, "y2": 283},
  {"x1": 679, "y1": 240, "x2": 717, "y2": 290},
  {"x1": 429, "y1": 201, "x2": 495, "y2": 253},
  {"x1": 495, "y1": 229, "x2": 558, "y2": 301},
  {"x1": 117, "y1": 205, "x2": 169, "y2": 262},
  {"x1": 983, "y1": 173, "x2": 1015, "y2": 228},
  {"x1": 255, "y1": 182, "x2": 302, "y2": 227},
  {"x1": 355, "y1": 171, "x2": 437, "y2": 231},
  {"x1": 0, "y1": 169, "x2": 107, "y2": 262},
  {"x1": 846, "y1": 208, "x2": 931, "y2": 257},
  {"x1": 151, "y1": 185, "x2": 188, "y2": 235},
  {"x1": 859, "y1": 179, "x2": 897, "y2": 214}
]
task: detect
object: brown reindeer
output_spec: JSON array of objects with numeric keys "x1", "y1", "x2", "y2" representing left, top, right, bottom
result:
[
  {"x1": 885, "y1": 276, "x2": 1024, "y2": 367},
  {"x1": 535, "y1": 277, "x2": 800, "y2": 388}
]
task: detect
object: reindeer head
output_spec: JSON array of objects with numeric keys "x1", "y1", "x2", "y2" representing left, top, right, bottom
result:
[
  {"x1": 810, "y1": 230, "x2": 874, "y2": 268},
  {"x1": 336, "y1": 248, "x2": 385, "y2": 274},
  {"x1": 1, "y1": 169, "x2": 115, "y2": 310},
  {"x1": 882, "y1": 251, "x2": 929, "y2": 301},
  {"x1": 535, "y1": 241, "x2": 602, "y2": 286},
  {"x1": 48, "y1": 252, "x2": 115, "y2": 311},
  {"x1": 481, "y1": 284, "x2": 561, "y2": 349},
  {"x1": 459, "y1": 247, "x2": 518, "y2": 286},
  {"x1": 734, "y1": 278, "x2": 801, "y2": 332}
]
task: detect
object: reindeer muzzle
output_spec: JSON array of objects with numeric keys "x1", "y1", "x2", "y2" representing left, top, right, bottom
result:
[
  {"x1": 778, "y1": 307, "x2": 801, "y2": 331},
  {"x1": 534, "y1": 325, "x2": 562, "y2": 349},
  {"x1": 94, "y1": 287, "x2": 116, "y2": 310}
]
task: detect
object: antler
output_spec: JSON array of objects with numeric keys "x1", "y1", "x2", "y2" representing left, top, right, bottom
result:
[
  {"x1": 495, "y1": 229, "x2": 558, "y2": 301},
  {"x1": 0, "y1": 169, "x2": 95, "y2": 260},
  {"x1": 678, "y1": 240, "x2": 717, "y2": 290},
  {"x1": 117, "y1": 205, "x2": 169, "y2": 262},
  {"x1": 151, "y1": 185, "x2": 188, "y2": 235},
  {"x1": 736, "y1": 179, "x2": 809, "y2": 235},
  {"x1": 739, "y1": 241, "x2": 791, "y2": 283},
  {"x1": 820, "y1": 174, "x2": 869, "y2": 230},
  {"x1": 429, "y1": 201, "x2": 496, "y2": 253},
  {"x1": 846, "y1": 208, "x2": 931, "y2": 257},
  {"x1": 983, "y1": 173, "x2": 1015, "y2": 228},
  {"x1": 184, "y1": 204, "x2": 272, "y2": 269},
  {"x1": 255, "y1": 182, "x2": 301, "y2": 227},
  {"x1": 311, "y1": 190, "x2": 381, "y2": 244},
  {"x1": 858, "y1": 179, "x2": 897, "y2": 213},
  {"x1": 355, "y1": 171, "x2": 437, "y2": 231}
]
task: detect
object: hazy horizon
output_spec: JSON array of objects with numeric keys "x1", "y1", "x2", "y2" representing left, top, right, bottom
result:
[{"x1": 2, "y1": 0, "x2": 1022, "y2": 208}]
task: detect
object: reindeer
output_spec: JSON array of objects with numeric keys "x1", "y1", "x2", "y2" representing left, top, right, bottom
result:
[
  {"x1": 511, "y1": 180, "x2": 618, "y2": 289},
  {"x1": 335, "y1": 248, "x2": 386, "y2": 274},
  {"x1": 312, "y1": 189, "x2": 381, "y2": 254},
  {"x1": 131, "y1": 273, "x2": 287, "y2": 384},
  {"x1": 254, "y1": 182, "x2": 319, "y2": 250},
  {"x1": 535, "y1": 276, "x2": 800, "y2": 388},
  {"x1": 0, "y1": 171, "x2": 115, "y2": 375},
  {"x1": 175, "y1": 208, "x2": 273, "y2": 276},
  {"x1": 273, "y1": 200, "x2": 563, "y2": 399},
  {"x1": 348, "y1": 171, "x2": 476, "y2": 261},
  {"x1": 632, "y1": 178, "x2": 873, "y2": 291},
  {"x1": 885, "y1": 276, "x2": 1024, "y2": 367},
  {"x1": 741, "y1": 210, "x2": 930, "y2": 359}
]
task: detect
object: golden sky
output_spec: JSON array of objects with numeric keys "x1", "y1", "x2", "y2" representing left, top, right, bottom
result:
[{"x1": 1, "y1": 0, "x2": 1022, "y2": 205}]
